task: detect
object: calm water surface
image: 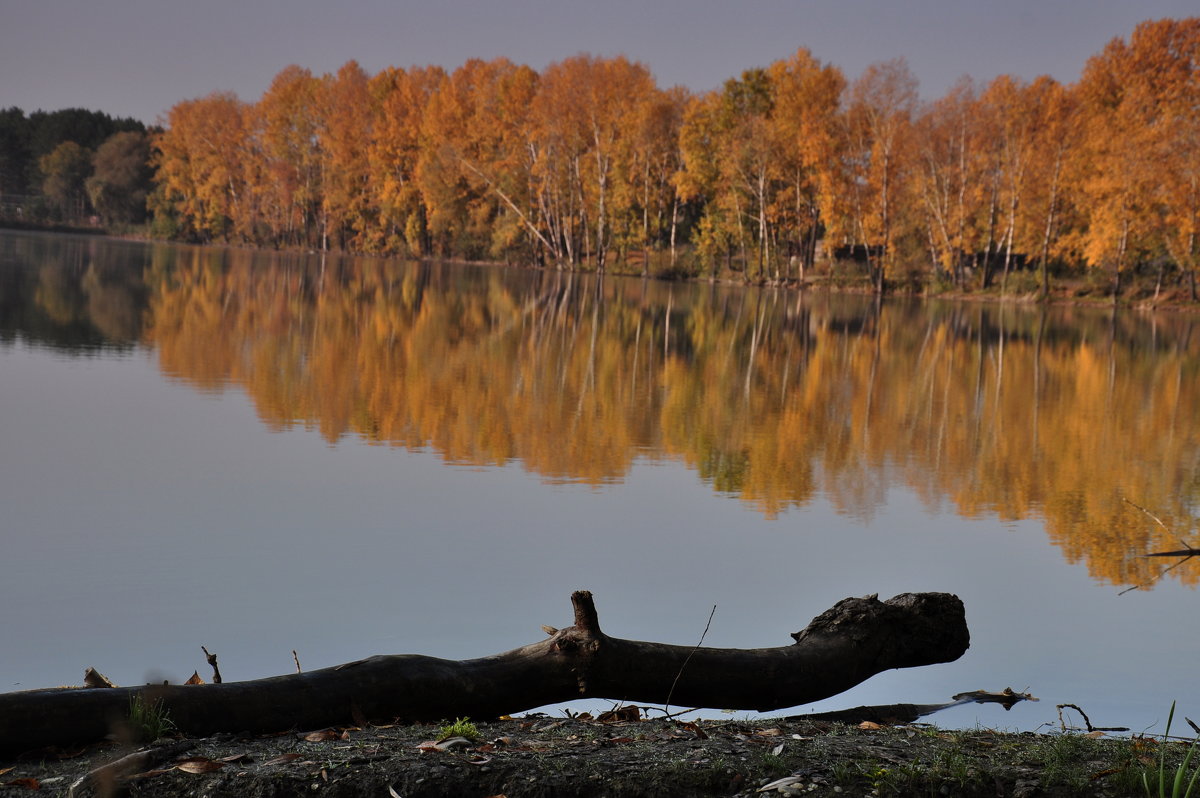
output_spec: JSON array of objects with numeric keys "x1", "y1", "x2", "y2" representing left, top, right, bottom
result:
[{"x1": 1, "y1": 230, "x2": 1197, "y2": 733}]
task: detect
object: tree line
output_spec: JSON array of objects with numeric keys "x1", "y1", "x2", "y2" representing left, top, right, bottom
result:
[
  {"x1": 0, "y1": 107, "x2": 153, "y2": 227},
  {"x1": 2, "y1": 17, "x2": 1198, "y2": 300}
]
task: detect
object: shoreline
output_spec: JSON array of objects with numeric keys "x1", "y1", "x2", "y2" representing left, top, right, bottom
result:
[
  {"x1": 6, "y1": 222, "x2": 1196, "y2": 318},
  {"x1": 0, "y1": 715, "x2": 1187, "y2": 797}
]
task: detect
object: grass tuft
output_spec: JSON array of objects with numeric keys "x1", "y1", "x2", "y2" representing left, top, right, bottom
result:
[
  {"x1": 1145, "y1": 702, "x2": 1200, "y2": 798},
  {"x1": 127, "y1": 693, "x2": 175, "y2": 742},
  {"x1": 437, "y1": 716, "x2": 481, "y2": 741}
]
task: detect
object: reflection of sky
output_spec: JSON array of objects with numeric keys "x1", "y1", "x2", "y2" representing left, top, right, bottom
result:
[{"x1": 1, "y1": 338, "x2": 1193, "y2": 735}]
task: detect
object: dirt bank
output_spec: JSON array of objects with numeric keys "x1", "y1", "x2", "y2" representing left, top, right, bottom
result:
[{"x1": 1, "y1": 713, "x2": 1183, "y2": 797}]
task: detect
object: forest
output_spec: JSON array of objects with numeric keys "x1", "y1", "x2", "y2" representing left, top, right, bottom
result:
[{"x1": 0, "y1": 17, "x2": 1197, "y2": 301}]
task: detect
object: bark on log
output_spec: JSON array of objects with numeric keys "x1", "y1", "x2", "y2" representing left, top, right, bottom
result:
[{"x1": 0, "y1": 590, "x2": 968, "y2": 755}]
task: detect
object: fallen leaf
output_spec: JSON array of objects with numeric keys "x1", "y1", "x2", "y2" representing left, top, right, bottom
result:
[
  {"x1": 303, "y1": 729, "x2": 339, "y2": 742},
  {"x1": 771, "y1": 743, "x2": 785, "y2": 756},
  {"x1": 0, "y1": 768, "x2": 12, "y2": 777},
  {"x1": 859, "y1": 721, "x2": 882, "y2": 730},
  {"x1": 217, "y1": 753, "x2": 251, "y2": 763},
  {"x1": 175, "y1": 758, "x2": 224, "y2": 774},
  {"x1": 262, "y1": 753, "x2": 302, "y2": 766},
  {"x1": 466, "y1": 756, "x2": 493, "y2": 765},
  {"x1": 1086, "y1": 731, "x2": 1106, "y2": 739},
  {"x1": 340, "y1": 730, "x2": 351, "y2": 741},
  {"x1": 83, "y1": 667, "x2": 116, "y2": 689},
  {"x1": 755, "y1": 728, "x2": 782, "y2": 737},
  {"x1": 184, "y1": 671, "x2": 204, "y2": 685},
  {"x1": 597, "y1": 706, "x2": 641, "y2": 723},
  {"x1": 388, "y1": 786, "x2": 403, "y2": 798},
  {"x1": 4, "y1": 778, "x2": 40, "y2": 790}
]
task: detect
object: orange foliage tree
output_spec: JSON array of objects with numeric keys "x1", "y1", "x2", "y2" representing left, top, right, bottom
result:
[{"x1": 146, "y1": 18, "x2": 1200, "y2": 297}]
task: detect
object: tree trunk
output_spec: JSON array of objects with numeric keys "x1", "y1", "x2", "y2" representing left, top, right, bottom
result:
[{"x1": 0, "y1": 591, "x2": 967, "y2": 755}]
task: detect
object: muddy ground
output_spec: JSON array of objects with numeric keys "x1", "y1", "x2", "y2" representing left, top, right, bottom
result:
[{"x1": 2, "y1": 711, "x2": 1186, "y2": 798}]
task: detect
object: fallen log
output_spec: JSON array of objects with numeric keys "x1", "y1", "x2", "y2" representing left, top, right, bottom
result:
[{"x1": 0, "y1": 590, "x2": 968, "y2": 755}]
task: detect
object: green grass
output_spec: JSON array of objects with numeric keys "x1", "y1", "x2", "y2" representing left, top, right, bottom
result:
[
  {"x1": 127, "y1": 693, "x2": 175, "y2": 742},
  {"x1": 437, "y1": 716, "x2": 481, "y2": 741},
  {"x1": 1145, "y1": 702, "x2": 1200, "y2": 798}
]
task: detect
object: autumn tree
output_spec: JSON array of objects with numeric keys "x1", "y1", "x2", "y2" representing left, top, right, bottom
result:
[
  {"x1": 366, "y1": 65, "x2": 444, "y2": 255},
  {"x1": 531, "y1": 55, "x2": 658, "y2": 272},
  {"x1": 912, "y1": 78, "x2": 980, "y2": 285},
  {"x1": 1024, "y1": 77, "x2": 1078, "y2": 298},
  {"x1": 1072, "y1": 21, "x2": 1196, "y2": 299},
  {"x1": 975, "y1": 75, "x2": 1042, "y2": 290},
  {"x1": 318, "y1": 61, "x2": 374, "y2": 251},
  {"x1": 153, "y1": 92, "x2": 253, "y2": 241},
  {"x1": 40, "y1": 141, "x2": 94, "y2": 220},
  {"x1": 416, "y1": 58, "x2": 540, "y2": 260},
  {"x1": 767, "y1": 48, "x2": 846, "y2": 281},
  {"x1": 87, "y1": 130, "x2": 154, "y2": 225},
  {"x1": 256, "y1": 66, "x2": 324, "y2": 248},
  {"x1": 842, "y1": 59, "x2": 919, "y2": 293},
  {"x1": 679, "y1": 68, "x2": 786, "y2": 280},
  {"x1": 1122, "y1": 19, "x2": 1200, "y2": 300}
]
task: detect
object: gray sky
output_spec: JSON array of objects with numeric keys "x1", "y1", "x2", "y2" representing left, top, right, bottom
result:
[{"x1": 1, "y1": 0, "x2": 1196, "y2": 125}]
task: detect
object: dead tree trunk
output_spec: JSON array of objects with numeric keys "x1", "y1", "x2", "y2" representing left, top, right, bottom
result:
[{"x1": 0, "y1": 591, "x2": 968, "y2": 755}]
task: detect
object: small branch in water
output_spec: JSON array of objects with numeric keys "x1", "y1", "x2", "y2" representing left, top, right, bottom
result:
[
  {"x1": 1123, "y1": 497, "x2": 1171, "y2": 532},
  {"x1": 1117, "y1": 497, "x2": 1199, "y2": 595},
  {"x1": 1057, "y1": 702, "x2": 1129, "y2": 733},
  {"x1": 664, "y1": 604, "x2": 716, "y2": 717},
  {"x1": 293, "y1": 650, "x2": 302, "y2": 674},
  {"x1": 791, "y1": 688, "x2": 1040, "y2": 725}
]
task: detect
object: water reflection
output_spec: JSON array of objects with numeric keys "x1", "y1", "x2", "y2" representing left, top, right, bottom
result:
[{"x1": 3, "y1": 231, "x2": 1198, "y2": 590}]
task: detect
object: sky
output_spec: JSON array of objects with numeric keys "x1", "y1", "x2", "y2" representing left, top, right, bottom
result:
[{"x1": 1, "y1": 0, "x2": 1196, "y2": 126}]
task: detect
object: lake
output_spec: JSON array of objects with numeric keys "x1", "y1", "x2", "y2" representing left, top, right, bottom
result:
[{"x1": 1, "y1": 230, "x2": 1197, "y2": 734}]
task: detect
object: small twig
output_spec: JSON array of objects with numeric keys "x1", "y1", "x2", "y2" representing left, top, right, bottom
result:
[
  {"x1": 643, "y1": 705, "x2": 703, "y2": 720},
  {"x1": 201, "y1": 646, "x2": 222, "y2": 684},
  {"x1": 293, "y1": 650, "x2": 302, "y2": 674},
  {"x1": 68, "y1": 741, "x2": 194, "y2": 798},
  {"x1": 1117, "y1": 498, "x2": 1199, "y2": 595},
  {"x1": 664, "y1": 604, "x2": 716, "y2": 718},
  {"x1": 1056, "y1": 703, "x2": 1129, "y2": 733},
  {"x1": 1187, "y1": 716, "x2": 1200, "y2": 736},
  {"x1": 1123, "y1": 497, "x2": 1171, "y2": 531},
  {"x1": 1119, "y1": 552, "x2": 1197, "y2": 595}
]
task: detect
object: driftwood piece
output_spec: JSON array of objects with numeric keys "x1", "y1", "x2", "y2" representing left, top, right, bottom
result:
[
  {"x1": 797, "y1": 688, "x2": 1039, "y2": 725},
  {"x1": 0, "y1": 590, "x2": 968, "y2": 755},
  {"x1": 67, "y1": 741, "x2": 194, "y2": 798}
]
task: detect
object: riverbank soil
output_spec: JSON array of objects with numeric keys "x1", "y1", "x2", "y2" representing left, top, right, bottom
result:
[{"x1": 0, "y1": 714, "x2": 1184, "y2": 797}]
